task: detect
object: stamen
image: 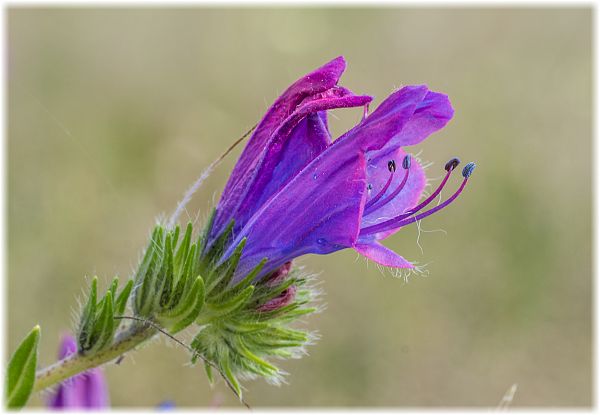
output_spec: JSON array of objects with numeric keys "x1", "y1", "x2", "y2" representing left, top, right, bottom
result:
[
  {"x1": 445, "y1": 157, "x2": 460, "y2": 172},
  {"x1": 364, "y1": 160, "x2": 396, "y2": 210},
  {"x1": 360, "y1": 161, "x2": 475, "y2": 236},
  {"x1": 396, "y1": 157, "x2": 461, "y2": 220},
  {"x1": 364, "y1": 155, "x2": 411, "y2": 215}
]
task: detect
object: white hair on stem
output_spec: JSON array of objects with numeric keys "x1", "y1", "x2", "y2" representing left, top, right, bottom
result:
[{"x1": 167, "y1": 125, "x2": 257, "y2": 229}]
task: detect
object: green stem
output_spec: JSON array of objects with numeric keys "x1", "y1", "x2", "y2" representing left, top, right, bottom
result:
[{"x1": 33, "y1": 324, "x2": 156, "y2": 393}]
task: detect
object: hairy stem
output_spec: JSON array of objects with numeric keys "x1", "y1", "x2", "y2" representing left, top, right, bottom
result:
[{"x1": 33, "y1": 323, "x2": 155, "y2": 393}]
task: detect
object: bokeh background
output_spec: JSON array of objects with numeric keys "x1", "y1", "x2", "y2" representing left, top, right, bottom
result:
[{"x1": 7, "y1": 7, "x2": 592, "y2": 408}]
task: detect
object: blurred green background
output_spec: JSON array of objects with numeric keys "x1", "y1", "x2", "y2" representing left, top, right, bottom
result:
[{"x1": 7, "y1": 7, "x2": 591, "y2": 408}]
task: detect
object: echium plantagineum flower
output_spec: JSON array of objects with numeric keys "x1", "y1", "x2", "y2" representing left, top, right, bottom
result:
[
  {"x1": 207, "y1": 56, "x2": 475, "y2": 280},
  {"x1": 4, "y1": 56, "x2": 476, "y2": 410}
]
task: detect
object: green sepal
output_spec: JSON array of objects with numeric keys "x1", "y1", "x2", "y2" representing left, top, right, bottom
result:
[
  {"x1": 88, "y1": 290, "x2": 114, "y2": 353},
  {"x1": 211, "y1": 257, "x2": 266, "y2": 305},
  {"x1": 196, "y1": 209, "x2": 216, "y2": 255},
  {"x1": 199, "y1": 285, "x2": 254, "y2": 322},
  {"x1": 204, "y1": 361, "x2": 214, "y2": 384},
  {"x1": 78, "y1": 277, "x2": 98, "y2": 352},
  {"x1": 224, "y1": 320, "x2": 270, "y2": 334},
  {"x1": 157, "y1": 276, "x2": 205, "y2": 334},
  {"x1": 6, "y1": 325, "x2": 40, "y2": 409},
  {"x1": 206, "y1": 238, "x2": 246, "y2": 297},
  {"x1": 201, "y1": 219, "x2": 234, "y2": 275},
  {"x1": 174, "y1": 223, "x2": 193, "y2": 270},
  {"x1": 222, "y1": 357, "x2": 242, "y2": 398},
  {"x1": 167, "y1": 243, "x2": 198, "y2": 309},
  {"x1": 115, "y1": 279, "x2": 133, "y2": 316},
  {"x1": 237, "y1": 342, "x2": 278, "y2": 374},
  {"x1": 108, "y1": 277, "x2": 119, "y2": 300},
  {"x1": 134, "y1": 226, "x2": 164, "y2": 317},
  {"x1": 156, "y1": 233, "x2": 175, "y2": 309}
]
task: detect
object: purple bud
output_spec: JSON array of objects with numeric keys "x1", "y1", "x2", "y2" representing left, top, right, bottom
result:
[
  {"x1": 257, "y1": 286, "x2": 297, "y2": 312},
  {"x1": 46, "y1": 334, "x2": 110, "y2": 409}
]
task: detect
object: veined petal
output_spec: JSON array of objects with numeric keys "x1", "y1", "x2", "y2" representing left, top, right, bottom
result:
[
  {"x1": 334, "y1": 85, "x2": 430, "y2": 153},
  {"x1": 362, "y1": 147, "x2": 427, "y2": 239},
  {"x1": 354, "y1": 241, "x2": 413, "y2": 268},
  {"x1": 233, "y1": 93, "x2": 372, "y2": 224},
  {"x1": 227, "y1": 149, "x2": 368, "y2": 280},
  {"x1": 210, "y1": 56, "x2": 371, "y2": 241},
  {"x1": 336, "y1": 86, "x2": 453, "y2": 155},
  {"x1": 378, "y1": 89, "x2": 454, "y2": 154}
]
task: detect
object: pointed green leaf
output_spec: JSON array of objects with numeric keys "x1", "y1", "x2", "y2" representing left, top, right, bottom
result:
[
  {"x1": 6, "y1": 325, "x2": 40, "y2": 409},
  {"x1": 204, "y1": 285, "x2": 254, "y2": 318},
  {"x1": 224, "y1": 320, "x2": 269, "y2": 334},
  {"x1": 108, "y1": 276, "x2": 119, "y2": 300},
  {"x1": 203, "y1": 361, "x2": 214, "y2": 384},
  {"x1": 115, "y1": 279, "x2": 133, "y2": 316},
  {"x1": 159, "y1": 277, "x2": 205, "y2": 333},
  {"x1": 78, "y1": 277, "x2": 98, "y2": 352},
  {"x1": 206, "y1": 238, "x2": 246, "y2": 296},
  {"x1": 196, "y1": 209, "x2": 216, "y2": 256},
  {"x1": 202, "y1": 219, "x2": 234, "y2": 280},
  {"x1": 211, "y1": 257, "x2": 266, "y2": 304},
  {"x1": 222, "y1": 358, "x2": 241, "y2": 398},
  {"x1": 90, "y1": 291, "x2": 114, "y2": 352},
  {"x1": 171, "y1": 225, "x2": 181, "y2": 251},
  {"x1": 174, "y1": 223, "x2": 193, "y2": 271},
  {"x1": 237, "y1": 343, "x2": 278, "y2": 373},
  {"x1": 157, "y1": 232, "x2": 174, "y2": 308}
]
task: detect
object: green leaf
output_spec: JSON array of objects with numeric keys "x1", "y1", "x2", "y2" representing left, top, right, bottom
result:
[{"x1": 6, "y1": 325, "x2": 40, "y2": 409}]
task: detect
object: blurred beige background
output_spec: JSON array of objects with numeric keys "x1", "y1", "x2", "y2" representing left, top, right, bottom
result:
[{"x1": 8, "y1": 7, "x2": 591, "y2": 408}]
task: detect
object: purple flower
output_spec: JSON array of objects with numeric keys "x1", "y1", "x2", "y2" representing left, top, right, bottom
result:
[
  {"x1": 209, "y1": 56, "x2": 473, "y2": 280},
  {"x1": 46, "y1": 334, "x2": 110, "y2": 410}
]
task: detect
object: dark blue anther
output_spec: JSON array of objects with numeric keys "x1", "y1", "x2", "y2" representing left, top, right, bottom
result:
[
  {"x1": 462, "y1": 162, "x2": 476, "y2": 178},
  {"x1": 387, "y1": 160, "x2": 396, "y2": 172},
  {"x1": 402, "y1": 155, "x2": 411, "y2": 170}
]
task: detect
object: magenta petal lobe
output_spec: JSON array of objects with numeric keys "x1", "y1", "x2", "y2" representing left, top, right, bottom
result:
[{"x1": 354, "y1": 241, "x2": 414, "y2": 268}]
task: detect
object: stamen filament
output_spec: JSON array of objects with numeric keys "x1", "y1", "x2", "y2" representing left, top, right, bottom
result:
[
  {"x1": 360, "y1": 176, "x2": 469, "y2": 236},
  {"x1": 395, "y1": 167, "x2": 454, "y2": 220},
  {"x1": 364, "y1": 158, "x2": 410, "y2": 215},
  {"x1": 365, "y1": 171, "x2": 394, "y2": 209}
]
